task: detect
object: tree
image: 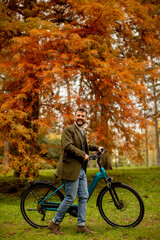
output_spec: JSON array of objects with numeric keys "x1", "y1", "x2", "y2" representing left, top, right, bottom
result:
[
  {"x1": 110, "y1": 0, "x2": 160, "y2": 165},
  {"x1": 145, "y1": 65, "x2": 160, "y2": 166},
  {"x1": 0, "y1": 0, "x2": 159, "y2": 177}
]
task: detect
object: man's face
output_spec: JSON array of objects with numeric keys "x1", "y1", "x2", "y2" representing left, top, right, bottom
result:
[{"x1": 75, "y1": 111, "x2": 87, "y2": 127}]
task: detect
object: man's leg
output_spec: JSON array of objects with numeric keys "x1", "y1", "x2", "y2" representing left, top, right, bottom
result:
[
  {"x1": 77, "y1": 168, "x2": 89, "y2": 226},
  {"x1": 76, "y1": 168, "x2": 96, "y2": 234},
  {"x1": 53, "y1": 179, "x2": 79, "y2": 224},
  {"x1": 48, "y1": 177, "x2": 79, "y2": 234}
]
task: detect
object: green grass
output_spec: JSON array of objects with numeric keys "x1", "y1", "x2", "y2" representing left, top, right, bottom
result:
[{"x1": 0, "y1": 167, "x2": 160, "y2": 240}]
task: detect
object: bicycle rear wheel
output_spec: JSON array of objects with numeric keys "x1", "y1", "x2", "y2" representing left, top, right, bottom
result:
[
  {"x1": 97, "y1": 183, "x2": 144, "y2": 228},
  {"x1": 20, "y1": 183, "x2": 64, "y2": 228}
]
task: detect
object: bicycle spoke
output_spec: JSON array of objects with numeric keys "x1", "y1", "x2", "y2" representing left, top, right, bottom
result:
[{"x1": 30, "y1": 188, "x2": 52, "y2": 202}]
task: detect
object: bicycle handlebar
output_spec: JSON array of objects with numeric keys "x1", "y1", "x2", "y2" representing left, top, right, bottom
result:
[{"x1": 89, "y1": 149, "x2": 107, "y2": 168}]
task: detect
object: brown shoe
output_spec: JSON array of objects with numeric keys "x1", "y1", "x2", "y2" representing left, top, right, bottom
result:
[
  {"x1": 48, "y1": 221, "x2": 64, "y2": 235},
  {"x1": 76, "y1": 226, "x2": 96, "y2": 234}
]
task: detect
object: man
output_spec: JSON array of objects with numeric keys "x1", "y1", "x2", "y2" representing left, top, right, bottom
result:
[{"x1": 48, "y1": 108, "x2": 102, "y2": 234}]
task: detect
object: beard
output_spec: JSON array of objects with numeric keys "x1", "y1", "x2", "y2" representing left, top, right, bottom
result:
[{"x1": 76, "y1": 119, "x2": 85, "y2": 127}]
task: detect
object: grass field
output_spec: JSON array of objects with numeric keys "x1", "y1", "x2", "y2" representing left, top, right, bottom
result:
[{"x1": 0, "y1": 167, "x2": 160, "y2": 240}]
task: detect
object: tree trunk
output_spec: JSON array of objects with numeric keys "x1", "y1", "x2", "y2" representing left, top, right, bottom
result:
[
  {"x1": 3, "y1": 140, "x2": 9, "y2": 173},
  {"x1": 14, "y1": 91, "x2": 40, "y2": 177},
  {"x1": 100, "y1": 104, "x2": 113, "y2": 170},
  {"x1": 88, "y1": 160, "x2": 93, "y2": 168},
  {"x1": 154, "y1": 117, "x2": 160, "y2": 167},
  {"x1": 152, "y1": 78, "x2": 160, "y2": 167},
  {"x1": 101, "y1": 154, "x2": 112, "y2": 170},
  {"x1": 145, "y1": 123, "x2": 149, "y2": 167}
]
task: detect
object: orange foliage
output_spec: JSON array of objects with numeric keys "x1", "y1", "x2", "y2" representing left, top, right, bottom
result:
[{"x1": 0, "y1": 0, "x2": 159, "y2": 176}]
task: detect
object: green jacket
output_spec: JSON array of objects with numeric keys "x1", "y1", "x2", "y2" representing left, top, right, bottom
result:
[{"x1": 56, "y1": 123, "x2": 99, "y2": 181}]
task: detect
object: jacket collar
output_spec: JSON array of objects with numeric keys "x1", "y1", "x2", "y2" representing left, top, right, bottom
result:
[{"x1": 74, "y1": 122, "x2": 85, "y2": 133}]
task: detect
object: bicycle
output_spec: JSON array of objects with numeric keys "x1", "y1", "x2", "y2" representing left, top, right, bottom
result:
[{"x1": 20, "y1": 149, "x2": 145, "y2": 228}]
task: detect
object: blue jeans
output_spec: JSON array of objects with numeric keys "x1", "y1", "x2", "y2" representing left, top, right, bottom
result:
[{"x1": 53, "y1": 168, "x2": 89, "y2": 226}]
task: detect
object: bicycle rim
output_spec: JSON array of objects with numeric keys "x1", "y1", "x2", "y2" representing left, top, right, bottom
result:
[
  {"x1": 20, "y1": 184, "x2": 64, "y2": 228},
  {"x1": 98, "y1": 183, "x2": 144, "y2": 228}
]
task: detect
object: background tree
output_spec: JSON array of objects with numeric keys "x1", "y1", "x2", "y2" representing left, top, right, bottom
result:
[{"x1": 0, "y1": 0, "x2": 159, "y2": 177}]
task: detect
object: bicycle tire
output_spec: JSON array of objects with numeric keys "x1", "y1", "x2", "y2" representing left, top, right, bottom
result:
[
  {"x1": 20, "y1": 183, "x2": 64, "y2": 228},
  {"x1": 97, "y1": 182, "x2": 144, "y2": 228}
]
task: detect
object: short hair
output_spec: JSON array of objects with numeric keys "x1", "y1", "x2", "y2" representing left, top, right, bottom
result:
[{"x1": 75, "y1": 108, "x2": 87, "y2": 116}]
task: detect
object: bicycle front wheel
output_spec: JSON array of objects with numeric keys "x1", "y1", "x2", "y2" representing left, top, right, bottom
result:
[
  {"x1": 20, "y1": 183, "x2": 64, "y2": 228},
  {"x1": 97, "y1": 183, "x2": 144, "y2": 228}
]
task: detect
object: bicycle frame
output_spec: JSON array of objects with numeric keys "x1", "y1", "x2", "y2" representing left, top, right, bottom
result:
[
  {"x1": 88, "y1": 167, "x2": 107, "y2": 199},
  {"x1": 39, "y1": 166, "x2": 107, "y2": 210}
]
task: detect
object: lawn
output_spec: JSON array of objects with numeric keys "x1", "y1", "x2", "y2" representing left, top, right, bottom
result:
[{"x1": 0, "y1": 167, "x2": 160, "y2": 240}]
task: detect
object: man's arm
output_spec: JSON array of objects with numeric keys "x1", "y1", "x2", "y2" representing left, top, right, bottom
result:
[
  {"x1": 84, "y1": 145, "x2": 103, "y2": 161},
  {"x1": 88, "y1": 144, "x2": 101, "y2": 152}
]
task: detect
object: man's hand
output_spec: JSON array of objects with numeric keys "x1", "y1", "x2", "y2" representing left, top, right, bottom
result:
[
  {"x1": 98, "y1": 147, "x2": 104, "y2": 152},
  {"x1": 84, "y1": 154, "x2": 89, "y2": 161}
]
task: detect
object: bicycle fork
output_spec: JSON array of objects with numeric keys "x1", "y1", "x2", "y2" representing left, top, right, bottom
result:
[{"x1": 108, "y1": 185, "x2": 124, "y2": 210}]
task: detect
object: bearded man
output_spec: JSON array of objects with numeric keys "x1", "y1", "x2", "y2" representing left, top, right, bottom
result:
[{"x1": 48, "y1": 108, "x2": 102, "y2": 234}]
